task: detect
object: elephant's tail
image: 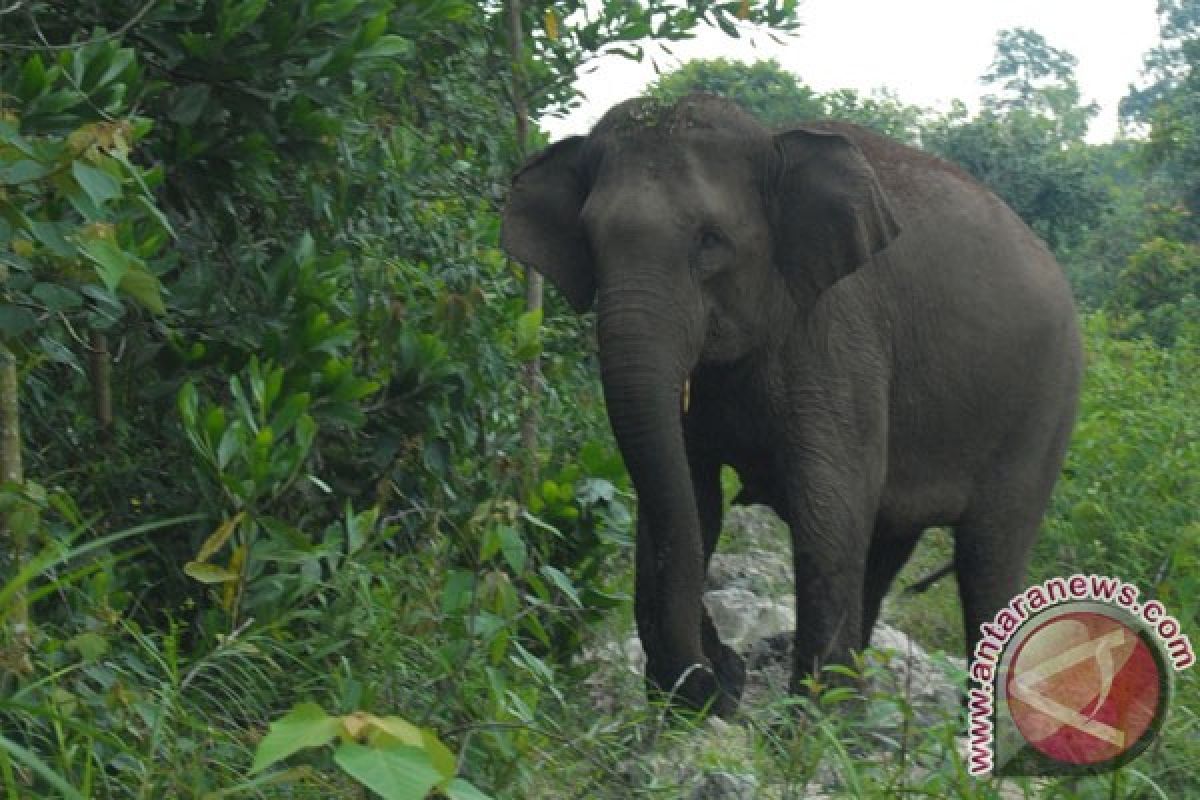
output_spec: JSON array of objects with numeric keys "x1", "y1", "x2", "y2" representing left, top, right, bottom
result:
[{"x1": 904, "y1": 561, "x2": 955, "y2": 595}]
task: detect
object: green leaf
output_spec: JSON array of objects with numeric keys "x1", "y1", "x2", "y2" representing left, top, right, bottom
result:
[
  {"x1": 219, "y1": 0, "x2": 270, "y2": 41},
  {"x1": 442, "y1": 777, "x2": 493, "y2": 800},
  {"x1": 480, "y1": 527, "x2": 501, "y2": 563},
  {"x1": 28, "y1": 220, "x2": 74, "y2": 258},
  {"x1": 250, "y1": 703, "x2": 342, "y2": 775},
  {"x1": 497, "y1": 526, "x2": 527, "y2": 574},
  {"x1": 66, "y1": 631, "x2": 109, "y2": 661},
  {"x1": 420, "y1": 730, "x2": 457, "y2": 778},
  {"x1": 0, "y1": 121, "x2": 34, "y2": 156},
  {"x1": 178, "y1": 381, "x2": 199, "y2": 428},
  {"x1": 78, "y1": 238, "x2": 129, "y2": 292},
  {"x1": 119, "y1": 265, "x2": 167, "y2": 314},
  {"x1": 515, "y1": 308, "x2": 542, "y2": 361},
  {"x1": 15, "y1": 54, "x2": 47, "y2": 100},
  {"x1": 357, "y1": 35, "x2": 413, "y2": 61},
  {"x1": 37, "y1": 335, "x2": 83, "y2": 374},
  {"x1": 0, "y1": 733, "x2": 85, "y2": 800},
  {"x1": 441, "y1": 570, "x2": 474, "y2": 615},
  {"x1": 359, "y1": 11, "x2": 388, "y2": 46},
  {"x1": 194, "y1": 512, "x2": 246, "y2": 563},
  {"x1": 218, "y1": 420, "x2": 245, "y2": 469},
  {"x1": 539, "y1": 565, "x2": 581, "y2": 607},
  {"x1": 0, "y1": 160, "x2": 52, "y2": 185},
  {"x1": 0, "y1": 305, "x2": 37, "y2": 339},
  {"x1": 333, "y1": 743, "x2": 441, "y2": 800},
  {"x1": 268, "y1": 392, "x2": 311, "y2": 436},
  {"x1": 72, "y1": 162, "x2": 122, "y2": 206},
  {"x1": 183, "y1": 561, "x2": 239, "y2": 584},
  {"x1": 91, "y1": 47, "x2": 136, "y2": 93},
  {"x1": 168, "y1": 84, "x2": 211, "y2": 126},
  {"x1": 30, "y1": 88, "x2": 86, "y2": 116}
]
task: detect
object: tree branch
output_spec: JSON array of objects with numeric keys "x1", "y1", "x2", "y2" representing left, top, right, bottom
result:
[{"x1": 0, "y1": 0, "x2": 156, "y2": 51}]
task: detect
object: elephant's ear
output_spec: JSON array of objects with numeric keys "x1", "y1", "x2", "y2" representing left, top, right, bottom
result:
[
  {"x1": 770, "y1": 127, "x2": 899, "y2": 305},
  {"x1": 501, "y1": 136, "x2": 595, "y2": 313}
]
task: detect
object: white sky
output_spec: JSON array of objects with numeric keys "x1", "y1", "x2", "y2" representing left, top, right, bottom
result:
[{"x1": 543, "y1": 0, "x2": 1164, "y2": 143}]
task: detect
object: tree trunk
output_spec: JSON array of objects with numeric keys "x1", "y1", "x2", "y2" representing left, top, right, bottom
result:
[
  {"x1": 508, "y1": 0, "x2": 543, "y2": 490},
  {"x1": 0, "y1": 342, "x2": 32, "y2": 673},
  {"x1": 89, "y1": 330, "x2": 113, "y2": 437}
]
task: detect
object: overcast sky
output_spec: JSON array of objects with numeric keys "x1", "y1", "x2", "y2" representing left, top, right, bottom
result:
[{"x1": 544, "y1": 0, "x2": 1164, "y2": 143}]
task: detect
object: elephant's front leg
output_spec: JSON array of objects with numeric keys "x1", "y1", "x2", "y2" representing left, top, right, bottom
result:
[
  {"x1": 633, "y1": 509, "x2": 733, "y2": 714},
  {"x1": 688, "y1": 447, "x2": 746, "y2": 709},
  {"x1": 785, "y1": 460, "x2": 876, "y2": 695}
]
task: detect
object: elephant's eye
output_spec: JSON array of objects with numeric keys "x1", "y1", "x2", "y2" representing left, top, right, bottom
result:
[
  {"x1": 698, "y1": 228, "x2": 724, "y2": 250},
  {"x1": 692, "y1": 226, "x2": 730, "y2": 277}
]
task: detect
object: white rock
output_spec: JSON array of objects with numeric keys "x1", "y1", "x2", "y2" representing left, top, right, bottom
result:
[{"x1": 703, "y1": 587, "x2": 796, "y2": 652}]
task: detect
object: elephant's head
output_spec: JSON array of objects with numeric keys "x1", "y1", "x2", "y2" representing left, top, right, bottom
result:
[{"x1": 500, "y1": 95, "x2": 898, "y2": 700}]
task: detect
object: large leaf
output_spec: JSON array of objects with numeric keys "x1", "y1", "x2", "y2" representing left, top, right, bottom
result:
[
  {"x1": 78, "y1": 238, "x2": 129, "y2": 292},
  {"x1": 357, "y1": 35, "x2": 413, "y2": 61},
  {"x1": 344, "y1": 713, "x2": 422, "y2": 748},
  {"x1": 183, "y1": 561, "x2": 239, "y2": 584},
  {"x1": 71, "y1": 161, "x2": 122, "y2": 206},
  {"x1": 0, "y1": 305, "x2": 37, "y2": 339},
  {"x1": 194, "y1": 511, "x2": 246, "y2": 563},
  {"x1": 514, "y1": 307, "x2": 542, "y2": 361},
  {"x1": 118, "y1": 264, "x2": 167, "y2": 314},
  {"x1": 168, "y1": 84, "x2": 210, "y2": 125},
  {"x1": 0, "y1": 160, "x2": 52, "y2": 185},
  {"x1": 218, "y1": 0, "x2": 270, "y2": 41},
  {"x1": 333, "y1": 744, "x2": 441, "y2": 800},
  {"x1": 539, "y1": 565, "x2": 581, "y2": 607},
  {"x1": 250, "y1": 703, "x2": 342, "y2": 775},
  {"x1": 442, "y1": 778, "x2": 493, "y2": 800}
]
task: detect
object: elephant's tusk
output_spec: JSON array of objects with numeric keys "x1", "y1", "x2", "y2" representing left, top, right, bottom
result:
[{"x1": 682, "y1": 377, "x2": 691, "y2": 414}]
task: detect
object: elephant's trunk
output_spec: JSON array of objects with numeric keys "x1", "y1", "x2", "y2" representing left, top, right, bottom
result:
[{"x1": 596, "y1": 289, "x2": 708, "y2": 688}]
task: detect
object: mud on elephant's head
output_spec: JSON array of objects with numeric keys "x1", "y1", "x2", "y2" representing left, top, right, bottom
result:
[{"x1": 501, "y1": 94, "x2": 899, "y2": 373}]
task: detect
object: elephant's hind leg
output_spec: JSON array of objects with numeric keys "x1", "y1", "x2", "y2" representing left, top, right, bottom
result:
[
  {"x1": 861, "y1": 525, "x2": 922, "y2": 648},
  {"x1": 954, "y1": 414, "x2": 1075, "y2": 662},
  {"x1": 953, "y1": 492, "x2": 1054, "y2": 663}
]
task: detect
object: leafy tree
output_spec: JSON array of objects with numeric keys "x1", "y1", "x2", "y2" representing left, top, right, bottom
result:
[
  {"x1": 650, "y1": 57, "x2": 928, "y2": 143},
  {"x1": 1110, "y1": 229, "x2": 1200, "y2": 344},
  {"x1": 981, "y1": 27, "x2": 1098, "y2": 140},
  {"x1": 923, "y1": 30, "x2": 1107, "y2": 256},
  {"x1": 922, "y1": 106, "x2": 1109, "y2": 254},
  {"x1": 1122, "y1": 0, "x2": 1200, "y2": 229},
  {"x1": 1120, "y1": 0, "x2": 1200, "y2": 128},
  {"x1": 0, "y1": 3, "x2": 804, "y2": 795},
  {"x1": 510, "y1": 2, "x2": 799, "y2": 122},
  {"x1": 651, "y1": 58, "x2": 824, "y2": 125},
  {"x1": 1104, "y1": 1, "x2": 1200, "y2": 332}
]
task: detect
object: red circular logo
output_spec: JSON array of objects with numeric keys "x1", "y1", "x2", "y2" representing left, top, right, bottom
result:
[{"x1": 1006, "y1": 611, "x2": 1162, "y2": 766}]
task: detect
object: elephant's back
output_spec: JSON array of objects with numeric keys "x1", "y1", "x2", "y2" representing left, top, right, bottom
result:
[
  {"x1": 815, "y1": 122, "x2": 1080, "y2": 363},
  {"x1": 817, "y1": 123, "x2": 1083, "y2": 526}
]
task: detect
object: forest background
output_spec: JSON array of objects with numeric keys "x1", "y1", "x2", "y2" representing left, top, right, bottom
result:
[{"x1": 0, "y1": 1, "x2": 1196, "y2": 797}]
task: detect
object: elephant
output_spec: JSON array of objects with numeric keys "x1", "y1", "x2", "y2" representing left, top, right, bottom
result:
[{"x1": 500, "y1": 94, "x2": 1082, "y2": 715}]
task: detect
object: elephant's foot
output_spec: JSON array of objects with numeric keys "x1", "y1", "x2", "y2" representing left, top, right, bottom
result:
[
  {"x1": 647, "y1": 654, "x2": 744, "y2": 718},
  {"x1": 708, "y1": 640, "x2": 746, "y2": 710}
]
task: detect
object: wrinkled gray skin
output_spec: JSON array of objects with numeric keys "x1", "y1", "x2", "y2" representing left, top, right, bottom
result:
[{"x1": 501, "y1": 95, "x2": 1082, "y2": 715}]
